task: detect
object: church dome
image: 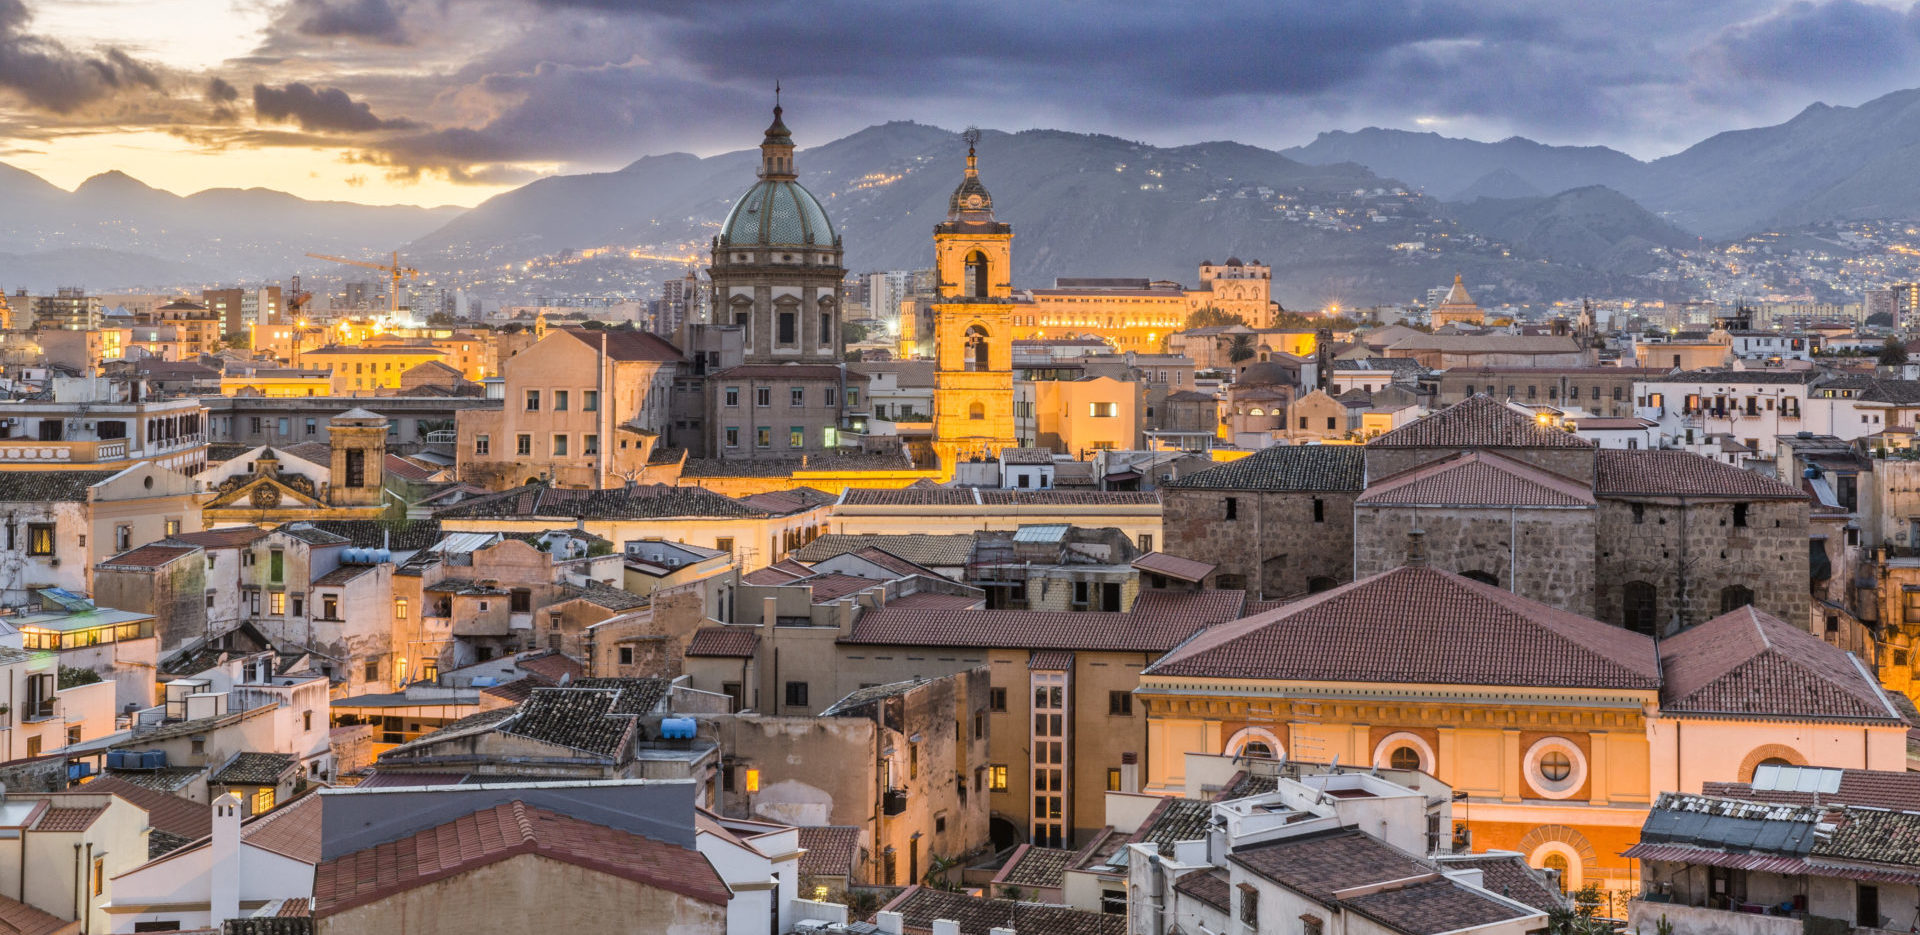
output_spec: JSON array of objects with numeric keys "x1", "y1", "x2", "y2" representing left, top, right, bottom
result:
[
  {"x1": 719, "y1": 101, "x2": 837, "y2": 248},
  {"x1": 1235, "y1": 361, "x2": 1293, "y2": 387},
  {"x1": 721, "y1": 178, "x2": 836, "y2": 247}
]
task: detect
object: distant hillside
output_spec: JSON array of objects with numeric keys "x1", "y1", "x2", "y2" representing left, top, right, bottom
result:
[
  {"x1": 1284, "y1": 129, "x2": 1643, "y2": 202},
  {"x1": 0, "y1": 168, "x2": 461, "y2": 288},
  {"x1": 1442, "y1": 186, "x2": 1695, "y2": 274}
]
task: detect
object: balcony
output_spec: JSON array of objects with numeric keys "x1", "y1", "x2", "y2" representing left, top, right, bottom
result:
[
  {"x1": 883, "y1": 788, "x2": 908, "y2": 816},
  {"x1": 0, "y1": 438, "x2": 126, "y2": 464}
]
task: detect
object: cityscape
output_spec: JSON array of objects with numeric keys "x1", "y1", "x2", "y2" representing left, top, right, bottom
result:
[{"x1": 1, "y1": 2, "x2": 1919, "y2": 935}]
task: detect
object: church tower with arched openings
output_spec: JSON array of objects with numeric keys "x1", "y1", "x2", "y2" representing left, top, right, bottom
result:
[{"x1": 932, "y1": 132, "x2": 1016, "y2": 476}]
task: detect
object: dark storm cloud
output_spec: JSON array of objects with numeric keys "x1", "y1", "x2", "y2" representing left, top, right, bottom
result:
[
  {"x1": 0, "y1": 0, "x2": 166, "y2": 113},
  {"x1": 1702, "y1": 0, "x2": 1920, "y2": 87},
  {"x1": 290, "y1": 0, "x2": 410, "y2": 45},
  {"x1": 254, "y1": 82, "x2": 419, "y2": 132},
  {"x1": 207, "y1": 77, "x2": 239, "y2": 103}
]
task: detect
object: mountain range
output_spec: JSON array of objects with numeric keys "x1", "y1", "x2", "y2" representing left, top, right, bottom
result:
[{"x1": 10, "y1": 86, "x2": 1920, "y2": 301}]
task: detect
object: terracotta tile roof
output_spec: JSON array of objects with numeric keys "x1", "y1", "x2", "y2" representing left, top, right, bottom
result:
[
  {"x1": 1164, "y1": 445, "x2": 1365, "y2": 491},
  {"x1": 1346, "y1": 878, "x2": 1537, "y2": 934},
  {"x1": 1594, "y1": 449, "x2": 1806, "y2": 499},
  {"x1": 796, "y1": 825, "x2": 861, "y2": 879},
  {"x1": 554, "y1": 327, "x2": 685, "y2": 363},
  {"x1": 35, "y1": 805, "x2": 106, "y2": 832},
  {"x1": 1702, "y1": 769, "x2": 1920, "y2": 810},
  {"x1": 1147, "y1": 565, "x2": 1660, "y2": 690},
  {"x1": 848, "y1": 546, "x2": 950, "y2": 580},
  {"x1": 552, "y1": 581, "x2": 648, "y2": 611},
  {"x1": 1815, "y1": 807, "x2": 1920, "y2": 866},
  {"x1": 480, "y1": 677, "x2": 539, "y2": 705},
  {"x1": 1368, "y1": 395, "x2": 1594, "y2": 449},
  {"x1": 277, "y1": 524, "x2": 350, "y2": 545},
  {"x1": 875, "y1": 885, "x2": 1126, "y2": 935},
  {"x1": 882, "y1": 592, "x2": 983, "y2": 610},
  {"x1": 0, "y1": 470, "x2": 118, "y2": 502},
  {"x1": 1659, "y1": 606, "x2": 1904, "y2": 722},
  {"x1": 311, "y1": 564, "x2": 375, "y2": 587},
  {"x1": 1132, "y1": 552, "x2": 1216, "y2": 583},
  {"x1": 743, "y1": 559, "x2": 813, "y2": 584},
  {"x1": 682, "y1": 452, "x2": 906, "y2": 477},
  {"x1": 795, "y1": 534, "x2": 976, "y2": 567},
  {"x1": 737, "y1": 487, "x2": 840, "y2": 514},
  {"x1": 1232, "y1": 828, "x2": 1432, "y2": 902},
  {"x1": 994, "y1": 844, "x2": 1077, "y2": 888},
  {"x1": 797, "y1": 573, "x2": 883, "y2": 604},
  {"x1": 1027, "y1": 650, "x2": 1074, "y2": 671},
  {"x1": 166, "y1": 526, "x2": 270, "y2": 549},
  {"x1": 213, "y1": 752, "x2": 297, "y2": 786},
  {"x1": 1358, "y1": 451, "x2": 1594, "y2": 507},
  {"x1": 1173, "y1": 868, "x2": 1230, "y2": 911},
  {"x1": 1660, "y1": 368, "x2": 1824, "y2": 384},
  {"x1": 98, "y1": 544, "x2": 200, "y2": 569},
  {"x1": 569, "y1": 677, "x2": 670, "y2": 714},
  {"x1": 435, "y1": 483, "x2": 768, "y2": 520},
  {"x1": 839, "y1": 488, "x2": 1160, "y2": 507},
  {"x1": 102, "y1": 766, "x2": 203, "y2": 793},
  {"x1": 79, "y1": 778, "x2": 210, "y2": 848},
  {"x1": 687, "y1": 626, "x2": 760, "y2": 658},
  {"x1": 1438, "y1": 855, "x2": 1567, "y2": 913},
  {"x1": 313, "y1": 800, "x2": 729, "y2": 917},
  {"x1": 0, "y1": 893, "x2": 77, "y2": 935},
  {"x1": 1131, "y1": 797, "x2": 1213, "y2": 849},
  {"x1": 499, "y1": 687, "x2": 636, "y2": 756},
  {"x1": 845, "y1": 589, "x2": 1246, "y2": 652},
  {"x1": 244, "y1": 793, "x2": 323, "y2": 863},
  {"x1": 383, "y1": 454, "x2": 438, "y2": 482},
  {"x1": 517, "y1": 652, "x2": 583, "y2": 684}
]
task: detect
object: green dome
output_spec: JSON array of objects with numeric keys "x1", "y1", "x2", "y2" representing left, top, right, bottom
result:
[{"x1": 721, "y1": 178, "x2": 836, "y2": 247}]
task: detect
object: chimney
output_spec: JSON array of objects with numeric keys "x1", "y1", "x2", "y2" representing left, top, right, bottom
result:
[
  {"x1": 1120, "y1": 751, "x2": 1140, "y2": 794},
  {"x1": 932, "y1": 921, "x2": 961, "y2": 935},
  {"x1": 762, "y1": 596, "x2": 779, "y2": 629},
  {"x1": 875, "y1": 911, "x2": 905, "y2": 935},
  {"x1": 1406, "y1": 528, "x2": 1428, "y2": 567},
  {"x1": 209, "y1": 792, "x2": 243, "y2": 924}
]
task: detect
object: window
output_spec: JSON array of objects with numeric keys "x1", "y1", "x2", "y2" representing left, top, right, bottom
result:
[
  {"x1": 725, "y1": 427, "x2": 740, "y2": 448},
  {"x1": 1108, "y1": 691, "x2": 1132, "y2": 716},
  {"x1": 716, "y1": 537, "x2": 734, "y2": 554},
  {"x1": 1238, "y1": 883, "x2": 1259, "y2": 925},
  {"x1": 1720, "y1": 584, "x2": 1755, "y2": 613},
  {"x1": 826, "y1": 388, "x2": 839, "y2": 407},
  {"x1": 26, "y1": 523, "x2": 53, "y2": 556},
  {"x1": 474, "y1": 434, "x2": 490, "y2": 456},
  {"x1": 1107, "y1": 768, "x2": 1122, "y2": 791},
  {"x1": 303, "y1": 710, "x2": 314, "y2": 731},
  {"x1": 1139, "y1": 533, "x2": 1153, "y2": 552},
  {"x1": 1524, "y1": 738, "x2": 1585, "y2": 798},
  {"x1": 1326, "y1": 416, "x2": 1337, "y2": 430},
  {"x1": 789, "y1": 426, "x2": 804, "y2": 447},
  {"x1": 115, "y1": 524, "x2": 131, "y2": 552},
  {"x1": 291, "y1": 596, "x2": 303, "y2": 617},
  {"x1": 344, "y1": 448, "x2": 366, "y2": 488},
  {"x1": 1631, "y1": 503, "x2": 1645, "y2": 524},
  {"x1": 784, "y1": 681, "x2": 808, "y2": 707},
  {"x1": 988, "y1": 765, "x2": 1008, "y2": 791},
  {"x1": 251, "y1": 787, "x2": 275, "y2": 815},
  {"x1": 322, "y1": 595, "x2": 338, "y2": 619},
  {"x1": 552, "y1": 434, "x2": 569, "y2": 456},
  {"x1": 778, "y1": 310, "x2": 797, "y2": 344},
  {"x1": 305, "y1": 417, "x2": 317, "y2": 436},
  {"x1": 1224, "y1": 497, "x2": 1238, "y2": 520},
  {"x1": 1089, "y1": 402, "x2": 1118, "y2": 417},
  {"x1": 618, "y1": 646, "x2": 634, "y2": 665},
  {"x1": 1859, "y1": 884, "x2": 1881, "y2": 928},
  {"x1": 1390, "y1": 747, "x2": 1421, "y2": 770},
  {"x1": 756, "y1": 387, "x2": 771, "y2": 407},
  {"x1": 512, "y1": 434, "x2": 531, "y2": 457},
  {"x1": 525, "y1": 390, "x2": 540, "y2": 411},
  {"x1": 988, "y1": 687, "x2": 1007, "y2": 711},
  {"x1": 133, "y1": 923, "x2": 182, "y2": 932},
  {"x1": 269, "y1": 549, "x2": 284, "y2": 582},
  {"x1": 1733, "y1": 503, "x2": 1749, "y2": 527},
  {"x1": 583, "y1": 434, "x2": 598, "y2": 455},
  {"x1": 1312, "y1": 498, "x2": 1324, "y2": 523},
  {"x1": 725, "y1": 386, "x2": 740, "y2": 407},
  {"x1": 791, "y1": 387, "x2": 805, "y2": 406},
  {"x1": 395, "y1": 598, "x2": 408, "y2": 620},
  {"x1": 364, "y1": 658, "x2": 379, "y2": 682},
  {"x1": 756, "y1": 427, "x2": 771, "y2": 448},
  {"x1": 551, "y1": 389, "x2": 568, "y2": 411},
  {"x1": 582, "y1": 390, "x2": 598, "y2": 411},
  {"x1": 92, "y1": 856, "x2": 104, "y2": 895}
]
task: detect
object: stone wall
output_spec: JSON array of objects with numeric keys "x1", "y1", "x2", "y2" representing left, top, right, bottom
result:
[
  {"x1": 1355, "y1": 505, "x2": 1597, "y2": 617},
  {"x1": 1593, "y1": 497, "x2": 1808, "y2": 633},
  {"x1": 1162, "y1": 488, "x2": 1356, "y2": 600}
]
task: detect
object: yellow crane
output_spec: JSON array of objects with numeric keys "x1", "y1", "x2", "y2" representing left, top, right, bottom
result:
[{"x1": 306, "y1": 251, "x2": 419, "y2": 318}]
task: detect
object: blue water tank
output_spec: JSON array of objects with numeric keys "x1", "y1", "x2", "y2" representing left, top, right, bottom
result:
[
  {"x1": 659, "y1": 718, "x2": 697, "y2": 740},
  {"x1": 373, "y1": 548, "x2": 391, "y2": 564},
  {"x1": 141, "y1": 750, "x2": 167, "y2": 769},
  {"x1": 105, "y1": 750, "x2": 127, "y2": 770}
]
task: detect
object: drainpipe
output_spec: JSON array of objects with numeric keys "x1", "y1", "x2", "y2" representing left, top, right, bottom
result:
[{"x1": 71, "y1": 842, "x2": 80, "y2": 930}]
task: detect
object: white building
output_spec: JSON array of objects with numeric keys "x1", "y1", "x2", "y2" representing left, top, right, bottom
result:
[{"x1": 104, "y1": 792, "x2": 318, "y2": 933}]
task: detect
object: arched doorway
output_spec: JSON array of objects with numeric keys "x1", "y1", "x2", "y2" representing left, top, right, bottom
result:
[{"x1": 988, "y1": 816, "x2": 1021, "y2": 853}]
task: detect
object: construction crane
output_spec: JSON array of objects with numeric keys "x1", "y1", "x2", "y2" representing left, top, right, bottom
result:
[{"x1": 306, "y1": 250, "x2": 419, "y2": 318}]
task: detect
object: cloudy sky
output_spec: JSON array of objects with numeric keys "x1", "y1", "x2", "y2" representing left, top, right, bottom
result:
[{"x1": 7, "y1": 0, "x2": 1920, "y2": 206}]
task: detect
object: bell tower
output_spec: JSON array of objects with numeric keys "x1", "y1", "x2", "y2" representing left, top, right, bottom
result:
[{"x1": 932, "y1": 130, "x2": 1017, "y2": 477}]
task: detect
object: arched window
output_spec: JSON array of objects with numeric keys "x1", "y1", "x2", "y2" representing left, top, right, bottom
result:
[
  {"x1": 1390, "y1": 747, "x2": 1420, "y2": 770},
  {"x1": 1240, "y1": 741, "x2": 1274, "y2": 759},
  {"x1": 968, "y1": 402, "x2": 985, "y2": 421},
  {"x1": 1623, "y1": 581, "x2": 1657, "y2": 635},
  {"x1": 1460, "y1": 570, "x2": 1499, "y2": 586},
  {"x1": 1541, "y1": 853, "x2": 1571, "y2": 894},
  {"x1": 1720, "y1": 584, "x2": 1755, "y2": 614},
  {"x1": 1225, "y1": 727, "x2": 1283, "y2": 761},
  {"x1": 965, "y1": 250, "x2": 989, "y2": 298},
  {"x1": 1307, "y1": 576, "x2": 1337, "y2": 593},
  {"x1": 965, "y1": 324, "x2": 991, "y2": 371}
]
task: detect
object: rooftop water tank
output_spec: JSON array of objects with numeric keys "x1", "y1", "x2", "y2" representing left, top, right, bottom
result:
[{"x1": 659, "y1": 718, "x2": 697, "y2": 740}]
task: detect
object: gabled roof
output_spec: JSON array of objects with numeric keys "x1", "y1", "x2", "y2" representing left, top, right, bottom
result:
[
  {"x1": 1146, "y1": 565, "x2": 1660, "y2": 690},
  {"x1": 1132, "y1": 552, "x2": 1216, "y2": 583},
  {"x1": 166, "y1": 526, "x2": 270, "y2": 549},
  {"x1": 1162, "y1": 445, "x2": 1365, "y2": 491},
  {"x1": 497, "y1": 687, "x2": 636, "y2": 756},
  {"x1": 796, "y1": 825, "x2": 860, "y2": 879},
  {"x1": 0, "y1": 893, "x2": 76, "y2": 935},
  {"x1": 1660, "y1": 606, "x2": 1905, "y2": 722},
  {"x1": 313, "y1": 800, "x2": 729, "y2": 917},
  {"x1": 1358, "y1": 451, "x2": 1594, "y2": 508},
  {"x1": 435, "y1": 483, "x2": 767, "y2": 520},
  {"x1": 1594, "y1": 449, "x2": 1806, "y2": 499},
  {"x1": 212, "y1": 752, "x2": 298, "y2": 786},
  {"x1": 844, "y1": 589, "x2": 1246, "y2": 653},
  {"x1": 244, "y1": 792, "x2": 323, "y2": 863},
  {"x1": 1702, "y1": 768, "x2": 1920, "y2": 810},
  {"x1": 552, "y1": 327, "x2": 683, "y2": 363},
  {"x1": 845, "y1": 546, "x2": 951, "y2": 581},
  {"x1": 794, "y1": 533, "x2": 976, "y2": 566},
  {"x1": 876, "y1": 885, "x2": 1125, "y2": 935},
  {"x1": 97, "y1": 544, "x2": 200, "y2": 569},
  {"x1": 0, "y1": 470, "x2": 118, "y2": 502},
  {"x1": 79, "y1": 776, "x2": 209, "y2": 849},
  {"x1": 1369, "y1": 395, "x2": 1593, "y2": 449}
]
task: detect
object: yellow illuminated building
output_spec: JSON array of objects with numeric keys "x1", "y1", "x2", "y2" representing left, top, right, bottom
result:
[
  {"x1": 932, "y1": 140, "x2": 1018, "y2": 476},
  {"x1": 1013, "y1": 258, "x2": 1277, "y2": 350},
  {"x1": 300, "y1": 344, "x2": 449, "y2": 393}
]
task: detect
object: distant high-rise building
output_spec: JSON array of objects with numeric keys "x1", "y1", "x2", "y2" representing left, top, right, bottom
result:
[
  {"x1": 32, "y1": 287, "x2": 102, "y2": 331},
  {"x1": 202, "y1": 286, "x2": 284, "y2": 333}
]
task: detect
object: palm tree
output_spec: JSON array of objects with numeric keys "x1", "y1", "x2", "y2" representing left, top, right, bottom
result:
[{"x1": 1228, "y1": 333, "x2": 1257, "y2": 364}]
